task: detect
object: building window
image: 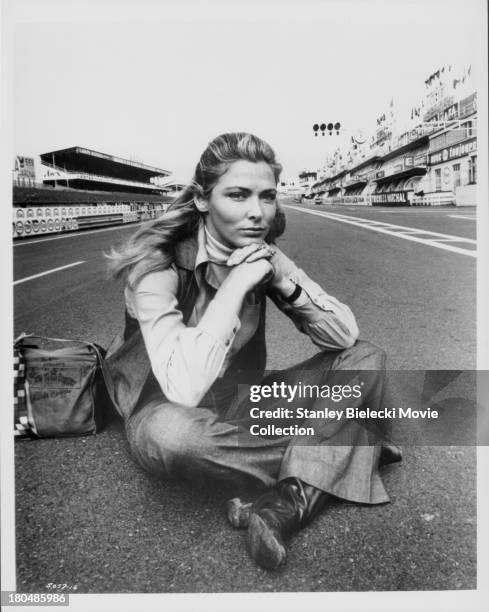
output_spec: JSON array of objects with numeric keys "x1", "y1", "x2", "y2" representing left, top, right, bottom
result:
[
  {"x1": 435, "y1": 168, "x2": 442, "y2": 191},
  {"x1": 453, "y1": 164, "x2": 461, "y2": 188},
  {"x1": 468, "y1": 156, "x2": 477, "y2": 184},
  {"x1": 462, "y1": 121, "x2": 473, "y2": 138}
]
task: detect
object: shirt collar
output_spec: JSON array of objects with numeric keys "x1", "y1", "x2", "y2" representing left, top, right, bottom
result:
[
  {"x1": 195, "y1": 220, "x2": 224, "y2": 290},
  {"x1": 194, "y1": 220, "x2": 209, "y2": 271}
]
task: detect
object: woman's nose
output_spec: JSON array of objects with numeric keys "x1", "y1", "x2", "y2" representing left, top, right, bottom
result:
[{"x1": 246, "y1": 196, "x2": 263, "y2": 220}]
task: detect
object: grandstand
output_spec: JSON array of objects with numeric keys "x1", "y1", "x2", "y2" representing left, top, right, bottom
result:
[
  {"x1": 40, "y1": 146, "x2": 170, "y2": 194},
  {"x1": 13, "y1": 146, "x2": 176, "y2": 239}
]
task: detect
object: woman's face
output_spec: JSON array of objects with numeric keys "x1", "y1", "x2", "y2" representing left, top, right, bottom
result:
[{"x1": 200, "y1": 160, "x2": 278, "y2": 249}]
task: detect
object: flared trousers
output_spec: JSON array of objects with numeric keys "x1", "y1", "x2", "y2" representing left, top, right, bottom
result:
[{"x1": 125, "y1": 341, "x2": 401, "y2": 505}]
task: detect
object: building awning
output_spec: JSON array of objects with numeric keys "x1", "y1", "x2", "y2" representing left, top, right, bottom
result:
[
  {"x1": 375, "y1": 166, "x2": 426, "y2": 184},
  {"x1": 344, "y1": 184, "x2": 365, "y2": 196},
  {"x1": 347, "y1": 155, "x2": 382, "y2": 174},
  {"x1": 327, "y1": 186, "x2": 341, "y2": 194},
  {"x1": 374, "y1": 174, "x2": 423, "y2": 194},
  {"x1": 380, "y1": 136, "x2": 429, "y2": 162},
  {"x1": 344, "y1": 179, "x2": 367, "y2": 192}
]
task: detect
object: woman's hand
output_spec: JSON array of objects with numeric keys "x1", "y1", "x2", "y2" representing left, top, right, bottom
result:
[
  {"x1": 224, "y1": 243, "x2": 275, "y2": 293},
  {"x1": 227, "y1": 243, "x2": 298, "y2": 300},
  {"x1": 226, "y1": 242, "x2": 274, "y2": 267}
]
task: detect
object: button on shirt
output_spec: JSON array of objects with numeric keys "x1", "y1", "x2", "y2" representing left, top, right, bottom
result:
[{"x1": 125, "y1": 223, "x2": 359, "y2": 407}]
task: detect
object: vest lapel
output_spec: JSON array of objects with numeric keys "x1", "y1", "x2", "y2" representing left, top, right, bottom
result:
[{"x1": 174, "y1": 232, "x2": 199, "y2": 271}]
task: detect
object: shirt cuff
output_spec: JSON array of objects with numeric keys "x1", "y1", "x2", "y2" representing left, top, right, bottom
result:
[{"x1": 197, "y1": 298, "x2": 241, "y2": 349}]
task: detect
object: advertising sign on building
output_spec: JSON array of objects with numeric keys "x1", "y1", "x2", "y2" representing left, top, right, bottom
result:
[
  {"x1": 442, "y1": 103, "x2": 459, "y2": 122},
  {"x1": 443, "y1": 167, "x2": 451, "y2": 185},
  {"x1": 41, "y1": 164, "x2": 67, "y2": 181},
  {"x1": 371, "y1": 191, "x2": 411, "y2": 206},
  {"x1": 429, "y1": 137, "x2": 477, "y2": 165},
  {"x1": 414, "y1": 153, "x2": 427, "y2": 166},
  {"x1": 424, "y1": 95, "x2": 454, "y2": 122},
  {"x1": 15, "y1": 156, "x2": 36, "y2": 179},
  {"x1": 459, "y1": 92, "x2": 477, "y2": 118}
]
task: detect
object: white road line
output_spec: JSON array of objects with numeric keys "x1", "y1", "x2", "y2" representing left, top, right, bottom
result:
[
  {"x1": 447, "y1": 215, "x2": 476, "y2": 220},
  {"x1": 284, "y1": 205, "x2": 476, "y2": 258},
  {"x1": 13, "y1": 223, "x2": 139, "y2": 247},
  {"x1": 14, "y1": 261, "x2": 86, "y2": 285},
  {"x1": 296, "y1": 208, "x2": 476, "y2": 242}
]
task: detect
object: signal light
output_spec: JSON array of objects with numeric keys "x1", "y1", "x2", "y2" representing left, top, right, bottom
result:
[{"x1": 312, "y1": 122, "x2": 342, "y2": 136}]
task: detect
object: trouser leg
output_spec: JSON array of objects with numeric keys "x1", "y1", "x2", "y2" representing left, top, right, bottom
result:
[
  {"x1": 227, "y1": 340, "x2": 401, "y2": 504},
  {"x1": 125, "y1": 341, "x2": 400, "y2": 506},
  {"x1": 125, "y1": 399, "x2": 288, "y2": 489}
]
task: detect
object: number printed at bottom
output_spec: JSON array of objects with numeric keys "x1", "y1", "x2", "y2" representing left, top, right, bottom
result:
[{"x1": 0, "y1": 591, "x2": 69, "y2": 606}]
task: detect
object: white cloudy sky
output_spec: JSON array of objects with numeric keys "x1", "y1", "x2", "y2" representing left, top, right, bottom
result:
[{"x1": 9, "y1": 0, "x2": 484, "y2": 181}]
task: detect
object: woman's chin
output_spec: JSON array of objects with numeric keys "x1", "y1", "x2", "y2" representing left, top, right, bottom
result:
[{"x1": 233, "y1": 235, "x2": 268, "y2": 248}]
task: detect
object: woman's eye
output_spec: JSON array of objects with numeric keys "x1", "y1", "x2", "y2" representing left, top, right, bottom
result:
[
  {"x1": 262, "y1": 194, "x2": 277, "y2": 202},
  {"x1": 229, "y1": 192, "x2": 246, "y2": 201}
]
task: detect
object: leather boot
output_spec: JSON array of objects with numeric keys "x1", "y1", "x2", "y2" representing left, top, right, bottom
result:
[{"x1": 247, "y1": 478, "x2": 331, "y2": 570}]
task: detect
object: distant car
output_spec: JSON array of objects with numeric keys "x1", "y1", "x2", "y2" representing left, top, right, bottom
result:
[{"x1": 314, "y1": 195, "x2": 323, "y2": 205}]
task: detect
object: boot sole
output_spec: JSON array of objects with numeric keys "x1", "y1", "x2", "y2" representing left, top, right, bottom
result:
[{"x1": 248, "y1": 513, "x2": 286, "y2": 570}]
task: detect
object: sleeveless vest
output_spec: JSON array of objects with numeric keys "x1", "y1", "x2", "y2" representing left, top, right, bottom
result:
[{"x1": 105, "y1": 232, "x2": 267, "y2": 420}]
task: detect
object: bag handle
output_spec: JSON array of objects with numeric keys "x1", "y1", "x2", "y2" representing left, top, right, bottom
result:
[{"x1": 14, "y1": 333, "x2": 118, "y2": 412}]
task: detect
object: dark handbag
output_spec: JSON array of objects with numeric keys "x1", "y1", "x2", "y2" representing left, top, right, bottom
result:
[{"x1": 13, "y1": 333, "x2": 116, "y2": 439}]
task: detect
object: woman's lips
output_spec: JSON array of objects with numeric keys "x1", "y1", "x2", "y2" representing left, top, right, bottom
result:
[{"x1": 240, "y1": 227, "x2": 265, "y2": 235}]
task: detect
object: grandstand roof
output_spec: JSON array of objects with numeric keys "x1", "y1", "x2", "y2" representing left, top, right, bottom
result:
[{"x1": 40, "y1": 146, "x2": 171, "y2": 183}]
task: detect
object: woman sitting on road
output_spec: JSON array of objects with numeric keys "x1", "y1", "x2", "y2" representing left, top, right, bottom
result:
[{"x1": 106, "y1": 132, "x2": 400, "y2": 570}]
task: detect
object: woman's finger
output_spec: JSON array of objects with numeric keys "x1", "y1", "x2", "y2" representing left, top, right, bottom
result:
[
  {"x1": 245, "y1": 246, "x2": 276, "y2": 263},
  {"x1": 226, "y1": 243, "x2": 263, "y2": 266}
]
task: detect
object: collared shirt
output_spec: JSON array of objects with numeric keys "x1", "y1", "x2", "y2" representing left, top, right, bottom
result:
[{"x1": 125, "y1": 223, "x2": 359, "y2": 407}]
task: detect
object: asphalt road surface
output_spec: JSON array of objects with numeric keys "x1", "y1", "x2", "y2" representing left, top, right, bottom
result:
[{"x1": 13, "y1": 202, "x2": 477, "y2": 593}]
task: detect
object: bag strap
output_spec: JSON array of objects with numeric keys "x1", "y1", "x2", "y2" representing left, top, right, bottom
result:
[
  {"x1": 86, "y1": 342, "x2": 117, "y2": 411},
  {"x1": 14, "y1": 333, "x2": 118, "y2": 412}
]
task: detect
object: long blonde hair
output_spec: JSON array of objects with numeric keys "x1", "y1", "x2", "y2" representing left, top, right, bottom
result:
[{"x1": 107, "y1": 132, "x2": 285, "y2": 289}]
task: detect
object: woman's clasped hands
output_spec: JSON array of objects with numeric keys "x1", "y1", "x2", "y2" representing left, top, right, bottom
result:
[{"x1": 225, "y1": 242, "x2": 281, "y2": 293}]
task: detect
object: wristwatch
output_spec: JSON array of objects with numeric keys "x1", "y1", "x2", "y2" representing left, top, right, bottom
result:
[{"x1": 282, "y1": 282, "x2": 302, "y2": 303}]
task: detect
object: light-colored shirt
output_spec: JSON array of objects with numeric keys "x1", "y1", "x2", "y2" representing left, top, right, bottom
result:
[{"x1": 125, "y1": 223, "x2": 359, "y2": 407}]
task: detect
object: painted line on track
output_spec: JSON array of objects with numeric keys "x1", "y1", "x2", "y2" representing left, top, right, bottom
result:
[
  {"x1": 13, "y1": 223, "x2": 139, "y2": 247},
  {"x1": 283, "y1": 205, "x2": 476, "y2": 258},
  {"x1": 447, "y1": 214, "x2": 476, "y2": 220},
  {"x1": 14, "y1": 261, "x2": 86, "y2": 285}
]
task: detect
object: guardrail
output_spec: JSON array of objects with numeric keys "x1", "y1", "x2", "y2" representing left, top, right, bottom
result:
[
  {"x1": 326, "y1": 195, "x2": 372, "y2": 206},
  {"x1": 411, "y1": 192, "x2": 455, "y2": 206},
  {"x1": 311, "y1": 191, "x2": 457, "y2": 207},
  {"x1": 12, "y1": 203, "x2": 168, "y2": 239}
]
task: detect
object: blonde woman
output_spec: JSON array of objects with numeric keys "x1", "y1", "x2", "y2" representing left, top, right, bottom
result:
[{"x1": 106, "y1": 132, "x2": 400, "y2": 570}]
